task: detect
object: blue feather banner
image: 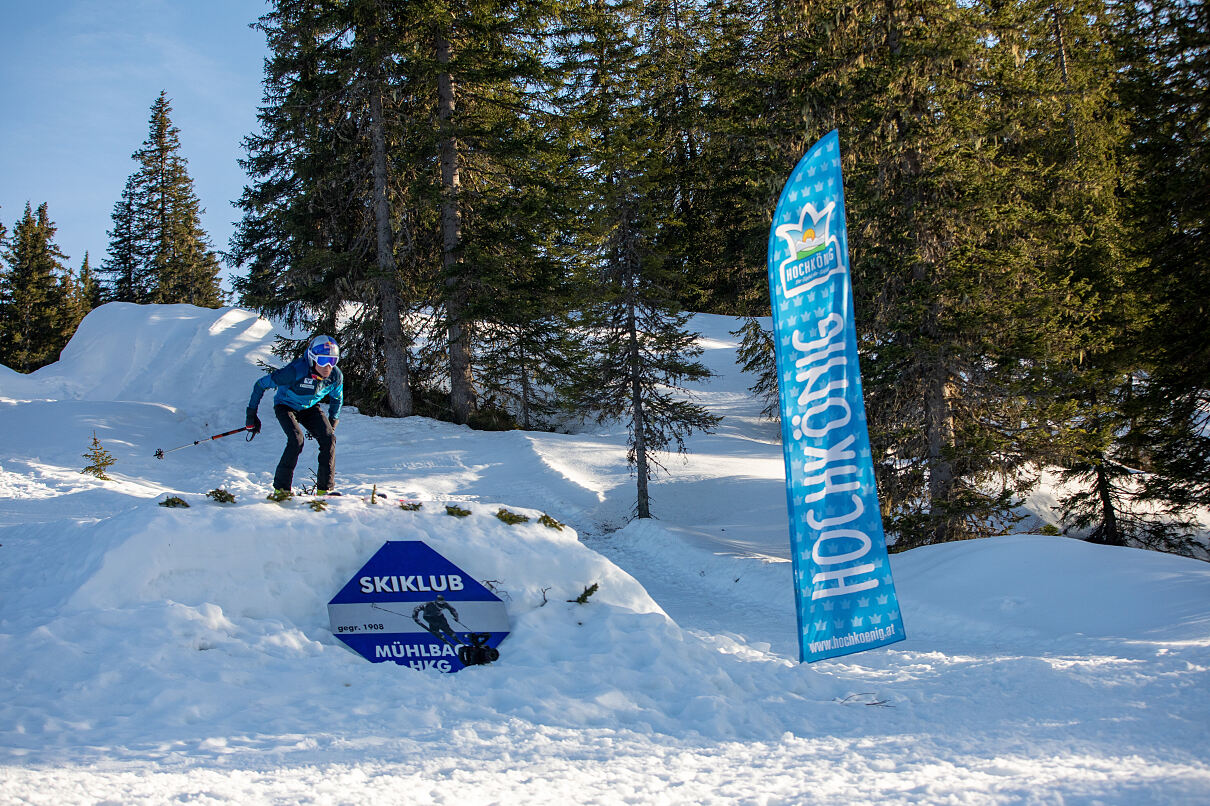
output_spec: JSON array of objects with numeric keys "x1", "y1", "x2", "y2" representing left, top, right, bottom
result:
[{"x1": 767, "y1": 130, "x2": 906, "y2": 662}]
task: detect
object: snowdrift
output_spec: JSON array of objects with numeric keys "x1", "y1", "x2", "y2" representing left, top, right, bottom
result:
[
  {"x1": 1, "y1": 302, "x2": 1209, "y2": 804},
  {"x1": 3, "y1": 494, "x2": 823, "y2": 756},
  {"x1": 11, "y1": 303, "x2": 276, "y2": 410}
]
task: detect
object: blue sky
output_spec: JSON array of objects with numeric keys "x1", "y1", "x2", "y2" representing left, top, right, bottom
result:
[{"x1": 1, "y1": 0, "x2": 270, "y2": 291}]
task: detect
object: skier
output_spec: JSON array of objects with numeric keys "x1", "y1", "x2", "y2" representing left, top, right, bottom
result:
[
  {"x1": 246, "y1": 334, "x2": 343, "y2": 495},
  {"x1": 412, "y1": 595, "x2": 464, "y2": 647}
]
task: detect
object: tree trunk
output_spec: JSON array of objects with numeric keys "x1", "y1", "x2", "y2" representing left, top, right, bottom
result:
[
  {"x1": 627, "y1": 295, "x2": 652, "y2": 518},
  {"x1": 1049, "y1": 2, "x2": 1081, "y2": 161},
  {"x1": 925, "y1": 362, "x2": 957, "y2": 542},
  {"x1": 519, "y1": 337, "x2": 532, "y2": 430},
  {"x1": 436, "y1": 30, "x2": 475, "y2": 424},
  {"x1": 1092, "y1": 458, "x2": 1125, "y2": 546},
  {"x1": 368, "y1": 86, "x2": 413, "y2": 417}
]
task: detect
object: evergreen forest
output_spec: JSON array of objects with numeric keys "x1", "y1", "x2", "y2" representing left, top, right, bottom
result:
[{"x1": 1, "y1": 0, "x2": 1205, "y2": 555}]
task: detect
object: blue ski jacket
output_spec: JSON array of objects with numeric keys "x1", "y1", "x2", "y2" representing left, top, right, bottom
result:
[{"x1": 248, "y1": 356, "x2": 344, "y2": 421}]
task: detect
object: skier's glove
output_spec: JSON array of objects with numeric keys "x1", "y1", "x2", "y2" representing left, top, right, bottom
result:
[{"x1": 245, "y1": 407, "x2": 261, "y2": 436}]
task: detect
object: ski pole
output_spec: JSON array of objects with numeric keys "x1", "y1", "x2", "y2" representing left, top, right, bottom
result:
[{"x1": 154, "y1": 426, "x2": 253, "y2": 459}]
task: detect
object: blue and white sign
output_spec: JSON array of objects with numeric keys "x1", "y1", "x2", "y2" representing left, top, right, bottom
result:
[
  {"x1": 767, "y1": 130, "x2": 906, "y2": 663},
  {"x1": 328, "y1": 541, "x2": 509, "y2": 673}
]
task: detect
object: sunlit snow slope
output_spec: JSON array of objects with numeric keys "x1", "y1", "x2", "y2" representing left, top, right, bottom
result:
[{"x1": 0, "y1": 302, "x2": 1207, "y2": 805}]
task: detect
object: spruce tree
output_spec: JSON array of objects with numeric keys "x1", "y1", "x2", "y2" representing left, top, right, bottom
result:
[
  {"x1": 1008, "y1": 0, "x2": 1196, "y2": 554},
  {"x1": 100, "y1": 176, "x2": 149, "y2": 302},
  {"x1": 62, "y1": 252, "x2": 102, "y2": 339},
  {"x1": 686, "y1": 0, "x2": 812, "y2": 316},
  {"x1": 422, "y1": 0, "x2": 568, "y2": 425},
  {"x1": 679, "y1": 0, "x2": 819, "y2": 425},
  {"x1": 0, "y1": 212, "x2": 6, "y2": 345},
  {"x1": 473, "y1": 282, "x2": 583, "y2": 431},
  {"x1": 457, "y1": 58, "x2": 582, "y2": 430},
  {"x1": 0, "y1": 203, "x2": 71, "y2": 371},
  {"x1": 635, "y1": 0, "x2": 711, "y2": 310},
  {"x1": 234, "y1": 0, "x2": 569, "y2": 425},
  {"x1": 81, "y1": 432, "x2": 117, "y2": 480},
  {"x1": 558, "y1": 0, "x2": 721, "y2": 518},
  {"x1": 777, "y1": 0, "x2": 1099, "y2": 547},
  {"x1": 102, "y1": 93, "x2": 222, "y2": 307},
  {"x1": 134, "y1": 92, "x2": 223, "y2": 306},
  {"x1": 734, "y1": 317, "x2": 778, "y2": 419},
  {"x1": 1117, "y1": 0, "x2": 1210, "y2": 512},
  {"x1": 233, "y1": 0, "x2": 424, "y2": 418},
  {"x1": 76, "y1": 252, "x2": 103, "y2": 311}
]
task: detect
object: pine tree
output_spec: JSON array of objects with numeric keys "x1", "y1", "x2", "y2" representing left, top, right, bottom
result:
[
  {"x1": 233, "y1": 0, "x2": 424, "y2": 418},
  {"x1": 775, "y1": 0, "x2": 1101, "y2": 547},
  {"x1": 559, "y1": 0, "x2": 721, "y2": 518},
  {"x1": 235, "y1": 0, "x2": 570, "y2": 426},
  {"x1": 100, "y1": 176, "x2": 149, "y2": 302},
  {"x1": 1117, "y1": 0, "x2": 1210, "y2": 512},
  {"x1": 0, "y1": 203, "x2": 71, "y2": 372},
  {"x1": 102, "y1": 93, "x2": 222, "y2": 307},
  {"x1": 134, "y1": 92, "x2": 223, "y2": 306},
  {"x1": 62, "y1": 252, "x2": 102, "y2": 339},
  {"x1": 81, "y1": 432, "x2": 117, "y2": 480}
]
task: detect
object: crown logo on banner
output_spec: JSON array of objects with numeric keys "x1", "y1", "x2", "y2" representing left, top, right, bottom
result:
[{"x1": 774, "y1": 200, "x2": 843, "y2": 299}]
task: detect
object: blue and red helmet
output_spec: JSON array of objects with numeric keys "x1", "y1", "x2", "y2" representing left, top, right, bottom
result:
[{"x1": 306, "y1": 335, "x2": 340, "y2": 368}]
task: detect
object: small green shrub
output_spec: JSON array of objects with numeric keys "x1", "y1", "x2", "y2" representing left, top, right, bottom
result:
[
  {"x1": 495, "y1": 508, "x2": 529, "y2": 525},
  {"x1": 446, "y1": 504, "x2": 472, "y2": 518},
  {"x1": 1038, "y1": 523, "x2": 1063, "y2": 536},
  {"x1": 399, "y1": 501, "x2": 422, "y2": 511},
  {"x1": 569, "y1": 582, "x2": 599, "y2": 604},
  {"x1": 308, "y1": 499, "x2": 329, "y2": 512},
  {"x1": 206, "y1": 489, "x2": 236, "y2": 504},
  {"x1": 81, "y1": 433, "x2": 116, "y2": 480},
  {"x1": 159, "y1": 496, "x2": 190, "y2": 508},
  {"x1": 539, "y1": 514, "x2": 565, "y2": 531}
]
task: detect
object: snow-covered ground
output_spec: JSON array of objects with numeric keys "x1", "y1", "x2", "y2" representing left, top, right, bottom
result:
[{"x1": 1, "y1": 303, "x2": 1208, "y2": 805}]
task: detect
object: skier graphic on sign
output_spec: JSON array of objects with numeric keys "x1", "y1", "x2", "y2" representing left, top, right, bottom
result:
[
  {"x1": 328, "y1": 541, "x2": 510, "y2": 671},
  {"x1": 412, "y1": 595, "x2": 466, "y2": 647}
]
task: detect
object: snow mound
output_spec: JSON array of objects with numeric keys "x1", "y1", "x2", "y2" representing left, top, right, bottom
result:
[
  {"x1": 3, "y1": 493, "x2": 817, "y2": 759},
  {"x1": 3, "y1": 303, "x2": 277, "y2": 412},
  {"x1": 2, "y1": 302, "x2": 1209, "y2": 803},
  {"x1": 893, "y1": 535, "x2": 1210, "y2": 643},
  {"x1": 66, "y1": 498, "x2": 663, "y2": 626}
]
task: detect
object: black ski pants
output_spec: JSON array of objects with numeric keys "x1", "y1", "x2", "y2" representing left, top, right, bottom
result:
[{"x1": 273, "y1": 403, "x2": 335, "y2": 491}]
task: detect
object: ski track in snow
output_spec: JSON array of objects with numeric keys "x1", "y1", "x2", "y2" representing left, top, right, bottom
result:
[{"x1": 0, "y1": 304, "x2": 1208, "y2": 805}]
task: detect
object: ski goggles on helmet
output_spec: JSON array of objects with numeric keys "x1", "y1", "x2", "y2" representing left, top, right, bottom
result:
[{"x1": 307, "y1": 337, "x2": 340, "y2": 367}]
